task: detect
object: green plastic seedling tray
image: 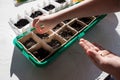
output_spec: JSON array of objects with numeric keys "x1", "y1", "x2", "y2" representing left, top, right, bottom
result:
[{"x1": 13, "y1": 15, "x2": 106, "y2": 67}]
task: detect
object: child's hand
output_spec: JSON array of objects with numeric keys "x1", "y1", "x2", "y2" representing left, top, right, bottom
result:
[
  {"x1": 32, "y1": 15, "x2": 58, "y2": 34},
  {"x1": 79, "y1": 38, "x2": 120, "y2": 80}
]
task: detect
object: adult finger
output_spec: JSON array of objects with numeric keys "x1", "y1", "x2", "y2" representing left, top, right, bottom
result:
[
  {"x1": 93, "y1": 43, "x2": 104, "y2": 50},
  {"x1": 87, "y1": 49, "x2": 103, "y2": 64},
  {"x1": 79, "y1": 38, "x2": 90, "y2": 50},
  {"x1": 79, "y1": 38, "x2": 100, "y2": 52},
  {"x1": 86, "y1": 49, "x2": 103, "y2": 68},
  {"x1": 79, "y1": 38, "x2": 103, "y2": 63}
]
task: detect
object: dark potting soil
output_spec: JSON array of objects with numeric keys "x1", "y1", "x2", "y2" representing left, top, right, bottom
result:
[
  {"x1": 23, "y1": 38, "x2": 36, "y2": 49},
  {"x1": 78, "y1": 17, "x2": 93, "y2": 24},
  {"x1": 36, "y1": 33, "x2": 49, "y2": 39},
  {"x1": 14, "y1": 19, "x2": 29, "y2": 29},
  {"x1": 47, "y1": 39, "x2": 62, "y2": 49},
  {"x1": 32, "y1": 48, "x2": 50, "y2": 60},
  {"x1": 56, "y1": 0, "x2": 65, "y2": 3},
  {"x1": 63, "y1": 19, "x2": 71, "y2": 23},
  {"x1": 59, "y1": 28, "x2": 74, "y2": 40},
  {"x1": 30, "y1": 11, "x2": 43, "y2": 18},
  {"x1": 43, "y1": 4, "x2": 55, "y2": 11},
  {"x1": 52, "y1": 24, "x2": 62, "y2": 31},
  {"x1": 70, "y1": 21, "x2": 84, "y2": 31}
]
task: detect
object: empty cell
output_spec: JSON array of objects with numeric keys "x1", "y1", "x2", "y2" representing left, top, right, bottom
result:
[
  {"x1": 56, "y1": 0, "x2": 66, "y2": 3},
  {"x1": 52, "y1": 23, "x2": 63, "y2": 31},
  {"x1": 22, "y1": 38, "x2": 37, "y2": 49},
  {"x1": 43, "y1": 4, "x2": 55, "y2": 11},
  {"x1": 58, "y1": 26, "x2": 76, "y2": 40},
  {"x1": 30, "y1": 11, "x2": 43, "y2": 18},
  {"x1": 70, "y1": 20, "x2": 85, "y2": 31},
  {"x1": 32, "y1": 47, "x2": 50, "y2": 60},
  {"x1": 78, "y1": 17, "x2": 95, "y2": 24},
  {"x1": 14, "y1": 19, "x2": 29, "y2": 29}
]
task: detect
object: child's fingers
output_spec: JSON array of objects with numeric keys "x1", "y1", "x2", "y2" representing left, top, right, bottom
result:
[
  {"x1": 34, "y1": 19, "x2": 46, "y2": 34},
  {"x1": 32, "y1": 18, "x2": 39, "y2": 27}
]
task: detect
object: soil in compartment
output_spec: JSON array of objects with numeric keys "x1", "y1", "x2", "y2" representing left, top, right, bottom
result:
[
  {"x1": 78, "y1": 17, "x2": 94, "y2": 24},
  {"x1": 63, "y1": 19, "x2": 71, "y2": 24},
  {"x1": 32, "y1": 48, "x2": 50, "y2": 60},
  {"x1": 58, "y1": 27, "x2": 74, "y2": 40},
  {"x1": 23, "y1": 38, "x2": 37, "y2": 49},
  {"x1": 52, "y1": 23, "x2": 62, "y2": 31},
  {"x1": 36, "y1": 33, "x2": 49, "y2": 39},
  {"x1": 70, "y1": 20, "x2": 84, "y2": 31},
  {"x1": 56, "y1": 0, "x2": 66, "y2": 3},
  {"x1": 43, "y1": 4, "x2": 55, "y2": 11},
  {"x1": 30, "y1": 11, "x2": 43, "y2": 18},
  {"x1": 14, "y1": 19, "x2": 29, "y2": 29},
  {"x1": 47, "y1": 39, "x2": 62, "y2": 49}
]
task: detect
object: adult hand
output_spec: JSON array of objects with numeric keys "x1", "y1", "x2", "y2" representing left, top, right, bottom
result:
[{"x1": 79, "y1": 38, "x2": 120, "y2": 80}]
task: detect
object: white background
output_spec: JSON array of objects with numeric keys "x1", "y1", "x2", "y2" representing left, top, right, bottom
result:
[{"x1": 0, "y1": 0, "x2": 120, "y2": 80}]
